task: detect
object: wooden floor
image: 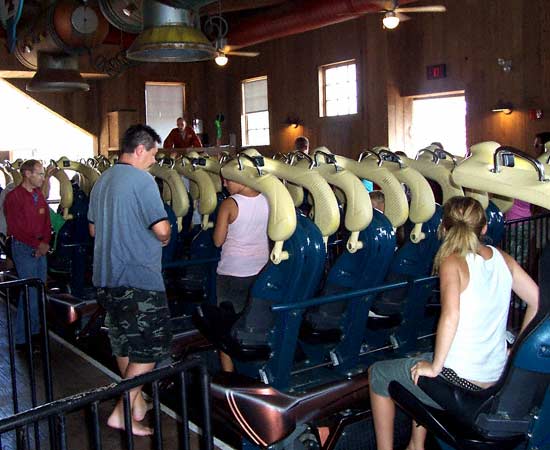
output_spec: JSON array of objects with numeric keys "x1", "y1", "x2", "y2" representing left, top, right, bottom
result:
[{"x1": 0, "y1": 299, "x2": 221, "y2": 450}]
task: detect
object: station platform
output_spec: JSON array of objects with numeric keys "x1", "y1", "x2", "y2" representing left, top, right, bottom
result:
[{"x1": 0, "y1": 297, "x2": 231, "y2": 450}]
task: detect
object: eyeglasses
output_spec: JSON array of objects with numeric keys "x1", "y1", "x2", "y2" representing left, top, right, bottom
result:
[{"x1": 33, "y1": 172, "x2": 45, "y2": 177}]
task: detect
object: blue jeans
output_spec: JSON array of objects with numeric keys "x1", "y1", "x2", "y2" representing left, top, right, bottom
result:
[{"x1": 11, "y1": 240, "x2": 47, "y2": 344}]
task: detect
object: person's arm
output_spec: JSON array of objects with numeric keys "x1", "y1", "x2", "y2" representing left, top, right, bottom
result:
[
  {"x1": 35, "y1": 202, "x2": 51, "y2": 257},
  {"x1": 412, "y1": 255, "x2": 462, "y2": 383},
  {"x1": 500, "y1": 250, "x2": 539, "y2": 334},
  {"x1": 190, "y1": 128, "x2": 202, "y2": 148},
  {"x1": 163, "y1": 130, "x2": 175, "y2": 149},
  {"x1": 213, "y1": 198, "x2": 237, "y2": 247},
  {"x1": 88, "y1": 223, "x2": 95, "y2": 237},
  {"x1": 151, "y1": 219, "x2": 171, "y2": 246},
  {"x1": 4, "y1": 191, "x2": 16, "y2": 237}
]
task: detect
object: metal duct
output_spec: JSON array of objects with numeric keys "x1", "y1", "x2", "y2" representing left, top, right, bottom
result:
[
  {"x1": 27, "y1": 52, "x2": 90, "y2": 92},
  {"x1": 227, "y1": 0, "x2": 419, "y2": 49},
  {"x1": 98, "y1": 0, "x2": 214, "y2": 34},
  {"x1": 126, "y1": 0, "x2": 216, "y2": 62},
  {"x1": 14, "y1": 0, "x2": 109, "y2": 69},
  {"x1": 99, "y1": 0, "x2": 143, "y2": 33}
]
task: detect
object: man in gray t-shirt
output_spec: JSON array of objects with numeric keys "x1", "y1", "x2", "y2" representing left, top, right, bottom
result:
[{"x1": 88, "y1": 124, "x2": 171, "y2": 436}]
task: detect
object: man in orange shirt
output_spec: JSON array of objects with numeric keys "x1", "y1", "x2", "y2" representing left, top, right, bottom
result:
[{"x1": 163, "y1": 117, "x2": 202, "y2": 149}]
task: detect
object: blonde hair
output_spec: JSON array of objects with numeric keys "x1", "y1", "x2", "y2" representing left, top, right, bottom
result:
[{"x1": 433, "y1": 196, "x2": 486, "y2": 273}]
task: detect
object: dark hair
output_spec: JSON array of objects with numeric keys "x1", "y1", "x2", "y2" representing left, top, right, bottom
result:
[
  {"x1": 294, "y1": 136, "x2": 309, "y2": 151},
  {"x1": 20, "y1": 159, "x2": 41, "y2": 176},
  {"x1": 536, "y1": 132, "x2": 550, "y2": 145},
  {"x1": 121, "y1": 124, "x2": 161, "y2": 154}
]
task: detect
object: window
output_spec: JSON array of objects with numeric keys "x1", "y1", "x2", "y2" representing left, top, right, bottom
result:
[
  {"x1": 410, "y1": 94, "x2": 467, "y2": 157},
  {"x1": 319, "y1": 60, "x2": 357, "y2": 117},
  {"x1": 145, "y1": 82, "x2": 185, "y2": 144},
  {"x1": 241, "y1": 76, "x2": 270, "y2": 146}
]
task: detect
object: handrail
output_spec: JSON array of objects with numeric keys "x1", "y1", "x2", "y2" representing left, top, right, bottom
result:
[
  {"x1": 0, "y1": 358, "x2": 210, "y2": 440},
  {"x1": 272, "y1": 276, "x2": 439, "y2": 311},
  {"x1": 492, "y1": 146, "x2": 548, "y2": 182}
]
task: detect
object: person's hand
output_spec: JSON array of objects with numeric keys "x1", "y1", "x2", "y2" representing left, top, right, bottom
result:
[
  {"x1": 411, "y1": 360, "x2": 441, "y2": 385},
  {"x1": 160, "y1": 238, "x2": 170, "y2": 247},
  {"x1": 36, "y1": 242, "x2": 50, "y2": 257},
  {"x1": 45, "y1": 165, "x2": 57, "y2": 178}
]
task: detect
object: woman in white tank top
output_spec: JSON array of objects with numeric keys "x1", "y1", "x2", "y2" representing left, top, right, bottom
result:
[{"x1": 369, "y1": 196, "x2": 539, "y2": 450}]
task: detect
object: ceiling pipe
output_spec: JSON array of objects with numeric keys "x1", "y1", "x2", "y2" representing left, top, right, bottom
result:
[
  {"x1": 226, "y1": 0, "x2": 419, "y2": 49},
  {"x1": 99, "y1": 0, "x2": 419, "y2": 52}
]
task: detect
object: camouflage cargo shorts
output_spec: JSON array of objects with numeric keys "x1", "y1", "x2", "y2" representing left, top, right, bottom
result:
[{"x1": 97, "y1": 287, "x2": 173, "y2": 363}]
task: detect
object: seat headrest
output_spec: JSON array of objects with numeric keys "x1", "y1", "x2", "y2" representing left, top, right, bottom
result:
[
  {"x1": 302, "y1": 147, "x2": 372, "y2": 252},
  {"x1": 221, "y1": 156, "x2": 297, "y2": 264},
  {"x1": 405, "y1": 146, "x2": 464, "y2": 204},
  {"x1": 148, "y1": 164, "x2": 190, "y2": 229},
  {"x1": 242, "y1": 149, "x2": 340, "y2": 240},
  {"x1": 453, "y1": 142, "x2": 550, "y2": 210},
  {"x1": 335, "y1": 153, "x2": 409, "y2": 228},
  {"x1": 173, "y1": 156, "x2": 218, "y2": 229},
  {"x1": 370, "y1": 147, "x2": 436, "y2": 243}
]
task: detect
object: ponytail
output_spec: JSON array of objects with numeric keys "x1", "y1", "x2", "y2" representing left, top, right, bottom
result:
[{"x1": 433, "y1": 196, "x2": 486, "y2": 273}]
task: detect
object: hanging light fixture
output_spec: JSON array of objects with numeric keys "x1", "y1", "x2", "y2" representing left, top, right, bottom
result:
[
  {"x1": 214, "y1": 51, "x2": 228, "y2": 66},
  {"x1": 382, "y1": 11, "x2": 400, "y2": 29},
  {"x1": 126, "y1": 0, "x2": 217, "y2": 62},
  {"x1": 26, "y1": 51, "x2": 89, "y2": 92}
]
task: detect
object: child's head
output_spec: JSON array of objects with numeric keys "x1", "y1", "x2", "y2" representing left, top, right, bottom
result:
[
  {"x1": 370, "y1": 190, "x2": 385, "y2": 212},
  {"x1": 433, "y1": 196, "x2": 487, "y2": 272}
]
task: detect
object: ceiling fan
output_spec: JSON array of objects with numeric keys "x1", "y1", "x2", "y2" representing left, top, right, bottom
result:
[
  {"x1": 203, "y1": 8, "x2": 259, "y2": 66},
  {"x1": 371, "y1": 0, "x2": 446, "y2": 29}
]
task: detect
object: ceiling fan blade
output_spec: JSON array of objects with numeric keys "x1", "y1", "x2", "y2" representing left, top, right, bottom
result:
[
  {"x1": 396, "y1": 12, "x2": 411, "y2": 22},
  {"x1": 227, "y1": 51, "x2": 260, "y2": 57},
  {"x1": 395, "y1": 5, "x2": 446, "y2": 13},
  {"x1": 368, "y1": 0, "x2": 395, "y2": 10}
]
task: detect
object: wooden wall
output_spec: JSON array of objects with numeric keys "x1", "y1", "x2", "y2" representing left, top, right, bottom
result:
[
  {"x1": 388, "y1": 0, "x2": 550, "y2": 156},
  {"x1": 95, "y1": 61, "x2": 209, "y2": 154},
  {"x1": 210, "y1": 14, "x2": 390, "y2": 158},
  {"x1": 2, "y1": 0, "x2": 550, "y2": 158}
]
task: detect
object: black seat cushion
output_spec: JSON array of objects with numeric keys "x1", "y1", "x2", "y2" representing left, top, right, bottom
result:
[
  {"x1": 192, "y1": 303, "x2": 271, "y2": 361},
  {"x1": 299, "y1": 319, "x2": 342, "y2": 344}
]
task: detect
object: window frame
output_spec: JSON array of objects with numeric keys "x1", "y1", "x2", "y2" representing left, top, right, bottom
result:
[
  {"x1": 144, "y1": 81, "x2": 186, "y2": 143},
  {"x1": 241, "y1": 75, "x2": 270, "y2": 147},
  {"x1": 318, "y1": 59, "x2": 358, "y2": 118}
]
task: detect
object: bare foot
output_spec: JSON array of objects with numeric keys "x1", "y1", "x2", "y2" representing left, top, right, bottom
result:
[
  {"x1": 133, "y1": 395, "x2": 153, "y2": 422},
  {"x1": 107, "y1": 410, "x2": 153, "y2": 436}
]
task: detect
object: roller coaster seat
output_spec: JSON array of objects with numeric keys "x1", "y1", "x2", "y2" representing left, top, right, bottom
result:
[
  {"x1": 194, "y1": 211, "x2": 326, "y2": 386},
  {"x1": 370, "y1": 205, "x2": 442, "y2": 318},
  {"x1": 301, "y1": 209, "x2": 396, "y2": 337},
  {"x1": 388, "y1": 245, "x2": 550, "y2": 450}
]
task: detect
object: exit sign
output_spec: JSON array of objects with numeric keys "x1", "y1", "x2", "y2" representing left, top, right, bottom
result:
[{"x1": 427, "y1": 64, "x2": 447, "y2": 80}]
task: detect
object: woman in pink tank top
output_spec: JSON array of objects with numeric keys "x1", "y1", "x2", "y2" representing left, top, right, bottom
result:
[{"x1": 213, "y1": 178, "x2": 269, "y2": 371}]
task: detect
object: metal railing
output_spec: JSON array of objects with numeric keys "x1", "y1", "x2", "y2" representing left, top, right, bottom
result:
[
  {"x1": 502, "y1": 213, "x2": 550, "y2": 330},
  {"x1": 0, "y1": 276, "x2": 55, "y2": 449},
  {"x1": 0, "y1": 358, "x2": 213, "y2": 450},
  {"x1": 0, "y1": 277, "x2": 54, "y2": 406}
]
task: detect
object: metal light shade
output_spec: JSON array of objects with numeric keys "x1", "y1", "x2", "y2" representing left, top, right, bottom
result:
[
  {"x1": 126, "y1": 0, "x2": 216, "y2": 62},
  {"x1": 27, "y1": 52, "x2": 90, "y2": 92}
]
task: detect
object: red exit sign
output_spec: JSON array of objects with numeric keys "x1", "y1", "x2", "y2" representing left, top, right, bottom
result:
[{"x1": 427, "y1": 64, "x2": 447, "y2": 80}]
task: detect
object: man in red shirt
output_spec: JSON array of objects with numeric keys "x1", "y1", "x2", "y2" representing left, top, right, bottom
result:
[
  {"x1": 4, "y1": 159, "x2": 51, "y2": 348},
  {"x1": 163, "y1": 117, "x2": 202, "y2": 150}
]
